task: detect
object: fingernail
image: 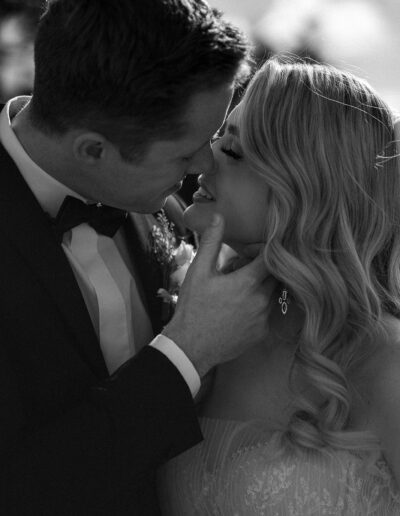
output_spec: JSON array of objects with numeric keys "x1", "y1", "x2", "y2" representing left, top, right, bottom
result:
[{"x1": 211, "y1": 213, "x2": 221, "y2": 226}]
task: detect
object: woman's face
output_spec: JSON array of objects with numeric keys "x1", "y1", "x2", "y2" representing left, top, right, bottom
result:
[{"x1": 183, "y1": 105, "x2": 269, "y2": 249}]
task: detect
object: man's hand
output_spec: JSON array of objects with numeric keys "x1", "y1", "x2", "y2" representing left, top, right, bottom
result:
[{"x1": 163, "y1": 214, "x2": 277, "y2": 377}]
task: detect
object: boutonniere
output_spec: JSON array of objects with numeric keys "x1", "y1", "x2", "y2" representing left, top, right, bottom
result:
[{"x1": 150, "y1": 210, "x2": 195, "y2": 322}]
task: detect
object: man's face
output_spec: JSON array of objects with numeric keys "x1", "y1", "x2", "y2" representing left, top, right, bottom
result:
[{"x1": 87, "y1": 84, "x2": 234, "y2": 212}]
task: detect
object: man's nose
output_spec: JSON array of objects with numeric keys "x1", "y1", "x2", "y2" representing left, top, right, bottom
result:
[{"x1": 187, "y1": 144, "x2": 215, "y2": 175}]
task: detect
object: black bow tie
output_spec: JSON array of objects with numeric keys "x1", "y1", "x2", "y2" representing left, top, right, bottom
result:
[{"x1": 53, "y1": 195, "x2": 128, "y2": 241}]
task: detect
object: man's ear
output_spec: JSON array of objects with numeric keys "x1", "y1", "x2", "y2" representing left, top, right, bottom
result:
[{"x1": 72, "y1": 133, "x2": 107, "y2": 163}]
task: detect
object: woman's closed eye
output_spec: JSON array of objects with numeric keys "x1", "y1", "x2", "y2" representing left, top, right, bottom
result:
[{"x1": 220, "y1": 146, "x2": 242, "y2": 161}]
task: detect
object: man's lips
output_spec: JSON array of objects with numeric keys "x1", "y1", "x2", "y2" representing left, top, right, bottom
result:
[{"x1": 166, "y1": 180, "x2": 183, "y2": 195}]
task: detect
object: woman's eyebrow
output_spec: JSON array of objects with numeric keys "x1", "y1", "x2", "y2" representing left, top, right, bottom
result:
[{"x1": 227, "y1": 123, "x2": 239, "y2": 136}]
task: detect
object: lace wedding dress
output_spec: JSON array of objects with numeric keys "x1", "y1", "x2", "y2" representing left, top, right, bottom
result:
[{"x1": 158, "y1": 417, "x2": 400, "y2": 515}]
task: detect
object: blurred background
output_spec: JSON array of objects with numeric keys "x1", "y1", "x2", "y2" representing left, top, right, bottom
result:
[
  {"x1": 211, "y1": 0, "x2": 400, "y2": 111},
  {"x1": 0, "y1": 0, "x2": 399, "y2": 109}
]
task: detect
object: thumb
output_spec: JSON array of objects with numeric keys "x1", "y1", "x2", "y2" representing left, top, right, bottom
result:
[{"x1": 192, "y1": 213, "x2": 225, "y2": 274}]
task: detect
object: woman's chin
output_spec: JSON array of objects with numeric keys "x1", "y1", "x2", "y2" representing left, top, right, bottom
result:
[{"x1": 183, "y1": 203, "x2": 215, "y2": 235}]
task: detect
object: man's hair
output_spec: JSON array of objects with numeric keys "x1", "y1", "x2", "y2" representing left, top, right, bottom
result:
[
  {"x1": 237, "y1": 56, "x2": 400, "y2": 455},
  {"x1": 30, "y1": 0, "x2": 249, "y2": 161}
]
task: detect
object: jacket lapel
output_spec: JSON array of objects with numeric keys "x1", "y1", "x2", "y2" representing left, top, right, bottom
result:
[{"x1": 0, "y1": 143, "x2": 108, "y2": 378}]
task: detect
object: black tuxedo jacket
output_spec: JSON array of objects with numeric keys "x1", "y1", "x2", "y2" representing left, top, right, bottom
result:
[{"x1": 0, "y1": 139, "x2": 202, "y2": 515}]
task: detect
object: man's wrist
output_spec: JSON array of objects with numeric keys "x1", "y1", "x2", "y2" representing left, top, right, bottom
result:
[
  {"x1": 161, "y1": 325, "x2": 212, "y2": 378},
  {"x1": 149, "y1": 334, "x2": 201, "y2": 397}
]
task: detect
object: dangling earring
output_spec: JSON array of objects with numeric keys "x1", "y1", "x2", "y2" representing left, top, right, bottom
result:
[{"x1": 278, "y1": 287, "x2": 289, "y2": 315}]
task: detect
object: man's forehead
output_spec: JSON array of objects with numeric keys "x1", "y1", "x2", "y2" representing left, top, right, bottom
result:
[
  {"x1": 178, "y1": 84, "x2": 234, "y2": 139},
  {"x1": 146, "y1": 84, "x2": 234, "y2": 159},
  {"x1": 146, "y1": 132, "x2": 208, "y2": 160},
  {"x1": 183, "y1": 83, "x2": 233, "y2": 118}
]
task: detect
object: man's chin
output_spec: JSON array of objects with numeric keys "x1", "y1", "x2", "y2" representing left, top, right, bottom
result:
[{"x1": 126, "y1": 196, "x2": 167, "y2": 214}]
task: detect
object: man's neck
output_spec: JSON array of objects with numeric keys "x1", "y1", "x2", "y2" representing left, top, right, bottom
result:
[{"x1": 11, "y1": 102, "x2": 77, "y2": 189}]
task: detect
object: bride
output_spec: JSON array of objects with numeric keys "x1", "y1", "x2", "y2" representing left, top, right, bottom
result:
[{"x1": 157, "y1": 56, "x2": 400, "y2": 514}]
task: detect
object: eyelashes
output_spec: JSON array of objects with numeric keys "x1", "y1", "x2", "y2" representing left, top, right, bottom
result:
[
  {"x1": 212, "y1": 126, "x2": 242, "y2": 160},
  {"x1": 220, "y1": 147, "x2": 242, "y2": 160}
]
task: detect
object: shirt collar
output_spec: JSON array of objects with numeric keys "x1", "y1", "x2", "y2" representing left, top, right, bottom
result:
[{"x1": 0, "y1": 96, "x2": 85, "y2": 218}]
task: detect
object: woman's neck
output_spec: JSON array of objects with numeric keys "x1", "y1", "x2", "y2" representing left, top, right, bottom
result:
[{"x1": 199, "y1": 292, "x2": 305, "y2": 425}]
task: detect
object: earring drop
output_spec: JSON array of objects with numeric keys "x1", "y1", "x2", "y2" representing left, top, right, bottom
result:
[{"x1": 278, "y1": 288, "x2": 289, "y2": 315}]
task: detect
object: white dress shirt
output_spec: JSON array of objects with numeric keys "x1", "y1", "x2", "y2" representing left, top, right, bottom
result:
[{"x1": 0, "y1": 96, "x2": 200, "y2": 395}]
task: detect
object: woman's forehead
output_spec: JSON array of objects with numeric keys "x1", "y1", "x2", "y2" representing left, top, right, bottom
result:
[
  {"x1": 225, "y1": 103, "x2": 243, "y2": 135},
  {"x1": 228, "y1": 103, "x2": 242, "y2": 124}
]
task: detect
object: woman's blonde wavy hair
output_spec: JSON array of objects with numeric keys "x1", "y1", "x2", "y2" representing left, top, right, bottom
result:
[{"x1": 237, "y1": 56, "x2": 400, "y2": 453}]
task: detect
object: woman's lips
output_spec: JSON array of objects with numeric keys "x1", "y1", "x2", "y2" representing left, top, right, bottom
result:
[
  {"x1": 193, "y1": 188, "x2": 216, "y2": 204},
  {"x1": 193, "y1": 179, "x2": 216, "y2": 203},
  {"x1": 193, "y1": 190, "x2": 214, "y2": 203}
]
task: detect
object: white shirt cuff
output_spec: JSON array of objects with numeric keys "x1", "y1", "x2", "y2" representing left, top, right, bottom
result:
[{"x1": 149, "y1": 334, "x2": 201, "y2": 397}]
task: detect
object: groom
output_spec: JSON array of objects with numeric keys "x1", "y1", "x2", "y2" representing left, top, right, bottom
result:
[{"x1": 0, "y1": 1, "x2": 273, "y2": 514}]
